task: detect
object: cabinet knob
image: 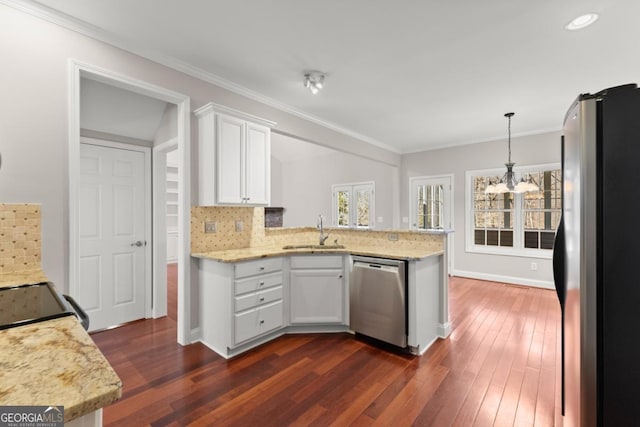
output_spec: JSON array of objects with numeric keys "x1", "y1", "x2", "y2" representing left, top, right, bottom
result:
[
  {"x1": 259, "y1": 266, "x2": 265, "y2": 270},
  {"x1": 338, "y1": 275, "x2": 343, "y2": 279},
  {"x1": 259, "y1": 319, "x2": 265, "y2": 325},
  {"x1": 259, "y1": 281, "x2": 265, "y2": 286},
  {"x1": 259, "y1": 297, "x2": 265, "y2": 302}
]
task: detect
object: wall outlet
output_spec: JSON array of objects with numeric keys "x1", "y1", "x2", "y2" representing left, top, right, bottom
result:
[
  {"x1": 235, "y1": 220, "x2": 243, "y2": 232},
  {"x1": 530, "y1": 262, "x2": 538, "y2": 271},
  {"x1": 388, "y1": 233, "x2": 399, "y2": 241},
  {"x1": 204, "y1": 221, "x2": 217, "y2": 233}
]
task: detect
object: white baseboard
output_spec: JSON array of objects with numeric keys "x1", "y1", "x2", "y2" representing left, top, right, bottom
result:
[
  {"x1": 189, "y1": 326, "x2": 201, "y2": 343},
  {"x1": 437, "y1": 322, "x2": 451, "y2": 338},
  {"x1": 452, "y1": 269, "x2": 554, "y2": 290}
]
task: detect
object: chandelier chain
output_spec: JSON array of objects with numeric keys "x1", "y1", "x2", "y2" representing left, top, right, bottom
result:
[{"x1": 506, "y1": 112, "x2": 513, "y2": 164}]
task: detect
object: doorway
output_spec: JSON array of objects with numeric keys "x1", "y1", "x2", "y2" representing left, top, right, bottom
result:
[
  {"x1": 409, "y1": 174, "x2": 454, "y2": 272},
  {"x1": 68, "y1": 60, "x2": 191, "y2": 344}
]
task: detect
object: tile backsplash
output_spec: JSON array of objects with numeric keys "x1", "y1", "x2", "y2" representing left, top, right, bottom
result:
[
  {"x1": 191, "y1": 206, "x2": 444, "y2": 254},
  {"x1": 191, "y1": 206, "x2": 265, "y2": 253},
  {"x1": 0, "y1": 204, "x2": 41, "y2": 274}
]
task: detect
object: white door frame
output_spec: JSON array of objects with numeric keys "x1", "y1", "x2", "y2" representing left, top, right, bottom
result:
[
  {"x1": 152, "y1": 138, "x2": 178, "y2": 318},
  {"x1": 408, "y1": 174, "x2": 454, "y2": 272},
  {"x1": 68, "y1": 59, "x2": 192, "y2": 345}
]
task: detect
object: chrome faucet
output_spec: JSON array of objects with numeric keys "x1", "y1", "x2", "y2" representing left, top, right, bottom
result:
[{"x1": 317, "y1": 214, "x2": 330, "y2": 245}]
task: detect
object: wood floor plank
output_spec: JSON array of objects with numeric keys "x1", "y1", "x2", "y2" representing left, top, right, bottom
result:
[{"x1": 90, "y1": 271, "x2": 562, "y2": 426}]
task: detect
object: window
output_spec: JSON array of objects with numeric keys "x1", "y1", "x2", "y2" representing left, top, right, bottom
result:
[
  {"x1": 409, "y1": 175, "x2": 453, "y2": 230},
  {"x1": 466, "y1": 164, "x2": 561, "y2": 257},
  {"x1": 332, "y1": 182, "x2": 374, "y2": 228}
]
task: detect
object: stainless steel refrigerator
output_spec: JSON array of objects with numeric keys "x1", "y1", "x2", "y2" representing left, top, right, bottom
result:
[{"x1": 554, "y1": 83, "x2": 640, "y2": 426}]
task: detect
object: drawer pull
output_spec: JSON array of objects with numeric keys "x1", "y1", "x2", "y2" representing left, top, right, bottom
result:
[
  {"x1": 259, "y1": 266, "x2": 265, "y2": 270},
  {"x1": 259, "y1": 281, "x2": 265, "y2": 286},
  {"x1": 259, "y1": 297, "x2": 265, "y2": 302}
]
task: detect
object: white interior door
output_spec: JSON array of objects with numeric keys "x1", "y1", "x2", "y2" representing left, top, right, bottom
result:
[{"x1": 79, "y1": 142, "x2": 148, "y2": 331}]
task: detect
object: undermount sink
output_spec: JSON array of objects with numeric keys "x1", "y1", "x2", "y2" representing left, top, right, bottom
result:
[{"x1": 282, "y1": 244, "x2": 346, "y2": 250}]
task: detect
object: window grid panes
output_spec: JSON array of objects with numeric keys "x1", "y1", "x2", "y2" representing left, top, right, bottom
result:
[
  {"x1": 356, "y1": 190, "x2": 370, "y2": 227},
  {"x1": 332, "y1": 183, "x2": 374, "y2": 229},
  {"x1": 417, "y1": 184, "x2": 444, "y2": 229},
  {"x1": 522, "y1": 170, "x2": 562, "y2": 249},
  {"x1": 337, "y1": 190, "x2": 349, "y2": 227},
  {"x1": 473, "y1": 176, "x2": 514, "y2": 247},
  {"x1": 469, "y1": 167, "x2": 562, "y2": 254}
]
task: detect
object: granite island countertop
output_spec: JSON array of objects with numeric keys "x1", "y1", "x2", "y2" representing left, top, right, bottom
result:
[
  {"x1": 0, "y1": 270, "x2": 122, "y2": 422},
  {"x1": 192, "y1": 244, "x2": 444, "y2": 263}
]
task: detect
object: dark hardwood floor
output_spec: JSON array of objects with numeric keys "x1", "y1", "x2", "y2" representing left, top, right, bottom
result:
[{"x1": 91, "y1": 264, "x2": 562, "y2": 426}]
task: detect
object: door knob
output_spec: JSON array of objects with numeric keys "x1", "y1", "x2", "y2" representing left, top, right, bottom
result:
[{"x1": 131, "y1": 240, "x2": 145, "y2": 247}]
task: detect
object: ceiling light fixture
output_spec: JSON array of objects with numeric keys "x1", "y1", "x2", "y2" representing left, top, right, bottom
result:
[
  {"x1": 304, "y1": 71, "x2": 325, "y2": 95},
  {"x1": 485, "y1": 113, "x2": 539, "y2": 194},
  {"x1": 565, "y1": 13, "x2": 599, "y2": 30}
]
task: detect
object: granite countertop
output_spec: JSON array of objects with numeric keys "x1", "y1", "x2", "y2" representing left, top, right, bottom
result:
[
  {"x1": 192, "y1": 244, "x2": 444, "y2": 263},
  {"x1": 0, "y1": 271, "x2": 122, "y2": 422}
]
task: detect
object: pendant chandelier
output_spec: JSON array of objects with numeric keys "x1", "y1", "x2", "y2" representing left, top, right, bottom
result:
[{"x1": 485, "y1": 112, "x2": 539, "y2": 194}]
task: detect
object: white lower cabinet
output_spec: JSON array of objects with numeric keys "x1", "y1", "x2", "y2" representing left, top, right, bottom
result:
[
  {"x1": 234, "y1": 300, "x2": 283, "y2": 344},
  {"x1": 199, "y1": 254, "x2": 348, "y2": 358},
  {"x1": 289, "y1": 255, "x2": 346, "y2": 324},
  {"x1": 199, "y1": 257, "x2": 284, "y2": 358}
]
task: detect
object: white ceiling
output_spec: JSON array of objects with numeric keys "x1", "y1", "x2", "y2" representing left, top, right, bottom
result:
[{"x1": 33, "y1": 0, "x2": 640, "y2": 153}]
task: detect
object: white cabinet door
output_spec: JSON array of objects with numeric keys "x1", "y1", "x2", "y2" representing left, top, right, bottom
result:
[
  {"x1": 290, "y1": 269, "x2": 344, "y2": 324},
  {"x1": 244, "y1": 123, "x2": 270, "y2": 205},
  {"x1": 195, "y1": 103, "x2": 274, "y2": 206},
  {"x1": 216, "y1": 114, "x2": 244, "y2": 203}
]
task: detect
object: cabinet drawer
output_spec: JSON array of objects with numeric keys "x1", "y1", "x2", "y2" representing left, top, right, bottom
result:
[
  {"x1": 234, "y1": 300, "x2": 283, "y2": 345},
  {"x1": 235, "y1": 257, "x2": 282, "y2": 279},
  {"x1": 234, "y1": 286, "x2": 283, "y2": 312},
  {"x1": 235, "y1": 271, "x2": 282, "y2": 295},
  {"x1": 290, "y1": 255, "x2": 343, "y2": 269}
]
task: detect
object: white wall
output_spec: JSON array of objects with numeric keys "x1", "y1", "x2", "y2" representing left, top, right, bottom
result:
[
  {"x1": 0, "y1": 4, "x2": 398, "y2": 331},
  {"x1": 400, "y1": 131, "x2": 562, "y2": 287},
  {"x1": 272, "y1": 136, "x2": 399, "y2": 229},
  {"x1": 154, "y1": 104, "x2": 178, "y2": 145},
  {"x1": 270, "y1": 156, "x2": 284, "y2": 207}
]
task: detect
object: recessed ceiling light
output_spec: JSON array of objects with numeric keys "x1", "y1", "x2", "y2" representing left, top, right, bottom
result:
[{"x1": 565, "y1": 13, "x2": 599, "y2": 30}]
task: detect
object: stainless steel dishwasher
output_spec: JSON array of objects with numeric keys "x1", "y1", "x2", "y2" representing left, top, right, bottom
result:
[{"x1": 350, "y1": 256, "x2": 407, "y2": 348}]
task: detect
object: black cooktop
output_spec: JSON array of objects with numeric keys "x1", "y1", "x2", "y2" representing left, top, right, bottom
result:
[{"x1": 0, "y1": 282, "x2": 75, "y2": 330}]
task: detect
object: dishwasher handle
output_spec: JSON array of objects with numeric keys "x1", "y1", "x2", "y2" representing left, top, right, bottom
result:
[{"x1": 353, "y1": 260, "x2": 400, "y2": 272}]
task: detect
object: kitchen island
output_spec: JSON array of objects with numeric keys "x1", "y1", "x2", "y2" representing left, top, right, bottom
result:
[
  {"x1": 0, "y1": 204, "x2": 121, "y2": 425},
  {"x1": 0, "y1": 271, "x2": 122, "y2": 426}
]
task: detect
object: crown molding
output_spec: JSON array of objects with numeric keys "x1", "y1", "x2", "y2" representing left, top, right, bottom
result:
[
  {"x1": 1, "y1": 0, "x2": 399, "y2": 154},
  {"x1": 403, "y1": 126, "x2": 563, "y2": 154}
]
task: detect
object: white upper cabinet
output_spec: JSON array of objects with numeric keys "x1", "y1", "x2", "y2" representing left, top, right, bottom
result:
[
  {"x1": 216, "y1": 114, "x2": 244, "y2": 203},
  {"x1": 244, "y1": 122, "x2": 270, "y2": 205},
  {"x1": 195, "y1": 103, "x2": 276, "y2": 206}
]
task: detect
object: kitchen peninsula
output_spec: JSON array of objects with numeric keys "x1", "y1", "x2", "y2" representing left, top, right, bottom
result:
[{"x1": 191, "y1": 206, "x2": 452, "y2": 358}]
